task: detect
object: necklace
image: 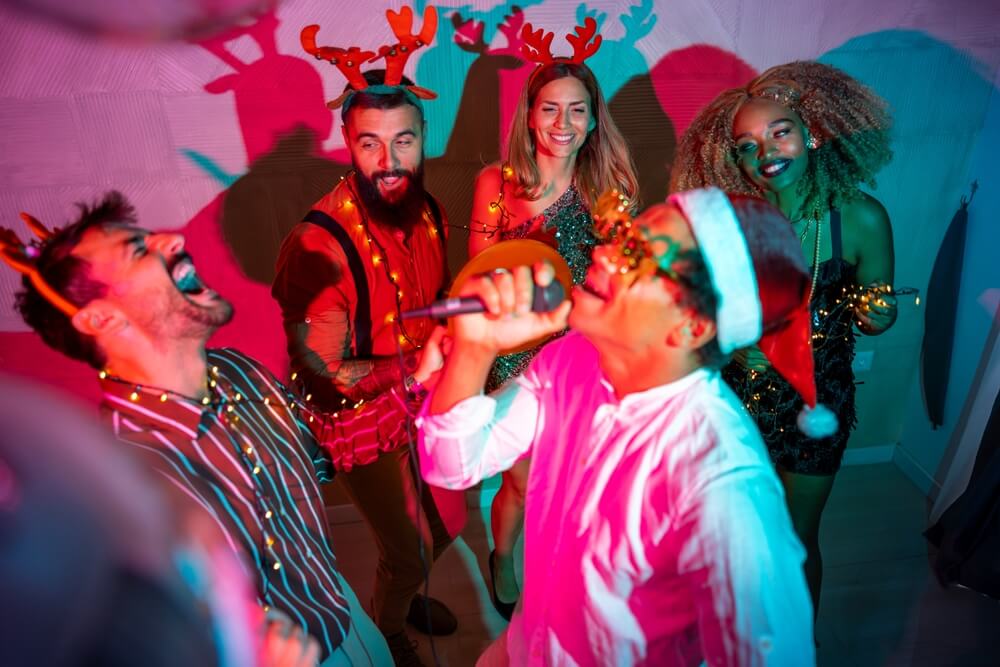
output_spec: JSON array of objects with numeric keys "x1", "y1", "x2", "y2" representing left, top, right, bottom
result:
[
  {"x1": 796, "y1": 216, "x2": 813, "y2": 243},
  {"x1": 805, "y1": 216, "x2": 822, "y2": 302}
]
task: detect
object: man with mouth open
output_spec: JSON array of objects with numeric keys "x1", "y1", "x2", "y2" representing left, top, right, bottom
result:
[
  {"x1": 272, "y1": 67, "x2": 456, "y2": 665},
  {"x1": 5, "y1": 191, "x2": 444, "y2": 665},
  {"x1": 418, "y1": 189, "x2": 817, "y2": 666}
]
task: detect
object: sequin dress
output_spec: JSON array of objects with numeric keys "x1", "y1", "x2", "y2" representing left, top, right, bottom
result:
[
  {"x1": 722, "y1": 211, "x2": 859, "y2": 475},
  {"x1": 486, "y1": 183, "x2": 596, "y2": 391}
]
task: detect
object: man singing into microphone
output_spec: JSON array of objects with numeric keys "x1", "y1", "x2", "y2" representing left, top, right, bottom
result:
[
  {"x1": 418, "y1": 189, "x2": 818, "y2": 666},
  {"x1": 271, "y1": 52, "x2": 456, "y2": 667}
]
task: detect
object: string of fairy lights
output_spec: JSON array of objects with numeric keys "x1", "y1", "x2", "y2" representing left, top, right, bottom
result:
[
  {"x1": 449, "y1": 164, "x2": 515, "y2": 240},
  {"x1": 100, "y1": 364, "x2": 370, "y2": 609}
]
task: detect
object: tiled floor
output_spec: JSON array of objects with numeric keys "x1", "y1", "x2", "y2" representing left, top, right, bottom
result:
[{"x1": 328, "y1": 463, "x2": 999, "y2": 666}]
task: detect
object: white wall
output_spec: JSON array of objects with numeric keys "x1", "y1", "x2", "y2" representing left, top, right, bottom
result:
[{"x1": 897, "y1": 67, "x2": 1000, "y2": 496}]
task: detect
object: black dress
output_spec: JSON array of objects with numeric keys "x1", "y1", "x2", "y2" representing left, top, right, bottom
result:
[{"x1": 723, "y1": 210, "x2": 859, "y2": 475}]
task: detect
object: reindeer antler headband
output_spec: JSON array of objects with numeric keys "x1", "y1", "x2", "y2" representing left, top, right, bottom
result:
[
  {"x1": 0, "y1": 213, "x2": 80, "y2": 317},
  {"x1": 520, "y1": 16, "x2": 602, "y2": 69},
  {"x1": 301, "y1": 5, "x2": 438, "y2": 112}
]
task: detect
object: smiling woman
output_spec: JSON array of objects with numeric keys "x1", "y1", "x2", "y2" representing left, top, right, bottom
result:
[
  {"x1": 670, "y1": 60, "x2": 897, "y2": 619},
  {"x1": 463, "y1": 19, "x2": 640, "y2": 620}
]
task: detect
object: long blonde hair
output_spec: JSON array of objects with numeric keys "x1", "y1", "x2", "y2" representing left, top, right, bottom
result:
[
  {"x1": 670, "y1": 61, "x2": 892, "y2": 220},
  {"x1": 506, "y1": 61, "x2": 639, "y2": 211}
]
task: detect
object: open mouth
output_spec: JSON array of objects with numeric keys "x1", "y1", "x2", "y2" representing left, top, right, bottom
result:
[
  {"x1": 548, "y1": 133, "x2": 575, "y2": 145},
  {"x1": 375, "y1": 171, "x2": 409, "y2": 191},
  {"x1": 759, "y1": 159, "x2": 792, "y2": 178},
  {"x1": 169, "y1": 256, "x2": 209, "y2": 297}
]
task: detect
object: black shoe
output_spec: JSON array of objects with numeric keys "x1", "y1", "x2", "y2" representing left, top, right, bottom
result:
[
  {"x1": 385, "y1": 631, "x2": 425, "y2": 667},
  {"x1": 488, "y1": 550, "x2": 517, "y2": 621},
  {"x1": 406, "y1": 593, "x2": 458, "y2": 636}
]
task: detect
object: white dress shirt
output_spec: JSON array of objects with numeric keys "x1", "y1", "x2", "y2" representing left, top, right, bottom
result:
[{"x1": 419, "y1": 332, "x2": 815, "y2": 666}]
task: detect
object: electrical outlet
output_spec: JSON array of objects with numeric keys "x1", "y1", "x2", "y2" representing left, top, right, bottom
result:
[{"x1": 853, "y1": 350, "x2": 874, "y2": 373}]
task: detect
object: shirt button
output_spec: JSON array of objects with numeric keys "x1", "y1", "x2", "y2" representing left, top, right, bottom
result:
[{"x1": 304, "y1": 317, "x2": 311, "y2": 324}]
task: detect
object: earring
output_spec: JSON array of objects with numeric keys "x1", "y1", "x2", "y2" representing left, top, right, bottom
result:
[{"x1": 807, "y1": 136, "x2": 819, "y2": 150}]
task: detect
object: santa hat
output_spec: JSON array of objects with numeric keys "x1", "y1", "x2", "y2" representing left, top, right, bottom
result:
[{"x1": 668, "y1": 187, "x2": 837, "y2": 438}]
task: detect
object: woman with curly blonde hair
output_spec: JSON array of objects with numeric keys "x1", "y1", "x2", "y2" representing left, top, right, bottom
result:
[
  {"x1": 671, "y1": 61, "x2": 898, "y2": 615},
  {"x1": 468, "y1": 58, "x2": 638, "y2": 620}
]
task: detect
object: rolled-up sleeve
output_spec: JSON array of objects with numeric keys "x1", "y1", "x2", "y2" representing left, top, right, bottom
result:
[{"x1": 417, "y1": 381, "x2": 541, "y2": 490}]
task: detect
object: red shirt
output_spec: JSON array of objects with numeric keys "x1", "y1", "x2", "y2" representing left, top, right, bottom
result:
[{"x1": 272, "y1": 174, "x2": 447, "y2": 447}]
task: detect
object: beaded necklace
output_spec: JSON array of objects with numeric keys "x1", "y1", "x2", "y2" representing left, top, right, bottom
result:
[{"x1": 798, "y1": 216, "x2": 822, "y2": 302}]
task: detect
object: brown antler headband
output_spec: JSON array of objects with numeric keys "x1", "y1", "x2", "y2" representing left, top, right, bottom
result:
[{"x1": 0, "y1": 213, "x2": 80, "y2": 317}]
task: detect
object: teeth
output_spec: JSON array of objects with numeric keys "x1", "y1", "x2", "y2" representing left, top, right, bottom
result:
[
  {"x1": 762, "y1": 161, "x2": 788, "y2": 176},
  {"x1": 172, "y1": 262, "x2": 193, "y2": 282}
]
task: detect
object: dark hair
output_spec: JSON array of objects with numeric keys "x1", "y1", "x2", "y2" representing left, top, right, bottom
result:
[
  {"x1": 672, "y1": 193, "x2": 810, "y2": 369},
  {"x1": 341, "y1": 69, "x2": 422, "y2": 126},
  {"x1": 14, "y1": 192, "x2": 138, "y2": 369},
  {"x1": 667, "y1": 249, "x2": 728, "y2": 369}
]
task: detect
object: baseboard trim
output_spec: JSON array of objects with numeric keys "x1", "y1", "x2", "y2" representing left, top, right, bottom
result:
[
  {"x1": 892, "y1": 444, "x2": 941, "y2": 496},
  {"x1": 842, "y1": 444, "x2": 896, "y2": 466}
]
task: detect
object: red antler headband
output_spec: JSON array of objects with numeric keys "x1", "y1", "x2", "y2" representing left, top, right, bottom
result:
[
  {"x1": 520, "y1": 16, "x2": 602, "y2": 65},
  {"x1": 301, "y1": 5, "x2": 438, "y2": 111},
  {"x1": 0, "y1": 213, "x2": 80, "y2": 317}
]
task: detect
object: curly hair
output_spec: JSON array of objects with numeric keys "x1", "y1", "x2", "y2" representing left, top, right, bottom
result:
[
  {"x1": 670, "y1": 61, "x2": 892, "y2": 220},
  {"x1": 507, "y1": 61, "x2": 639, "y2": 211},
  {"x1": 15, "y1": 192, "x2": 137, "y2": 369}
]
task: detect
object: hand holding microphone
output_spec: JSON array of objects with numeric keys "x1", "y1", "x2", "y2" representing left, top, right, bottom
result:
[{"x1": 415, "y1": 261, "x2": 572, "y2": 355}]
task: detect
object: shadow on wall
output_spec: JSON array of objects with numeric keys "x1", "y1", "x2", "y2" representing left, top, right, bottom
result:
[
  {"x1": 173, "y1": 6, "x2": 830, "y2": 374},
  {"x1": 821, "y1": 30, "x2": 995, "y2": 455}
]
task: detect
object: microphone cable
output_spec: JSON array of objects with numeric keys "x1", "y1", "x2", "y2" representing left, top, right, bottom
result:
[{"x1": 393, "y1": 320, "x2": 441, "y2": 667}]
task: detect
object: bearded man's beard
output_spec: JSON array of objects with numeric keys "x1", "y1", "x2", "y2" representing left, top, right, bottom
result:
[{"x1": 353, "y1": 163, "x2": 428, "y2": 232}]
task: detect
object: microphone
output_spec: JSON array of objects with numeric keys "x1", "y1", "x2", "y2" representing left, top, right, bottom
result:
[{"x1": 401, "y1": 280, "x2": 565, "y2": 320}]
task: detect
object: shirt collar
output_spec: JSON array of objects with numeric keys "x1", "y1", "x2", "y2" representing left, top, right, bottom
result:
[{"x1": 99, "y1": 375, "x2": 227, "y2": 433}]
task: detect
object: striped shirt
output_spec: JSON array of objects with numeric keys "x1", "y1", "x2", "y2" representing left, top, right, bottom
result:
[{"x1": 100, "y1": 348, "x2": 354, "y2": 660}]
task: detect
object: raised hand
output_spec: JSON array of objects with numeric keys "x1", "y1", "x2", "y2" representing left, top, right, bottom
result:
[{"x1": 451, "y1": 261, "x2": 571, "y2": 355}]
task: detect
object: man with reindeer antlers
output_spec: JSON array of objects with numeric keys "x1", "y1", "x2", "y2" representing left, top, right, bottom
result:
[
  {"x1": 272, "y1": 6, "x2": 457, "y2": 665},
  {"x1": 0, "y1": 194, "x2": 430, "y2": 665}
]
